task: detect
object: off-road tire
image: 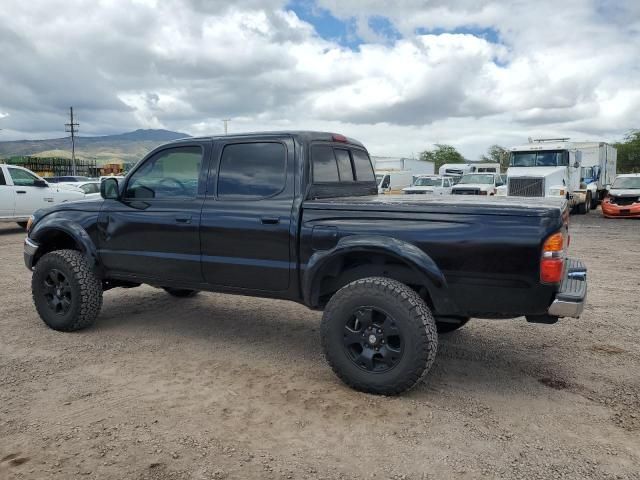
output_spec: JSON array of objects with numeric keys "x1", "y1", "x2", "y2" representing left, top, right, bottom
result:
[
  {"x1": 321, "y1": 277, "x2": 437, "y2": 395},
  {"x1": 17, "y1": 221, "x2": 28, "y2": 229},
  {"x1": 590, "y1": 193, "x2": 599, "y2": 210},
  {"x1": 163, "y1": 288, "x2": 199, "y2": 298},
  {"x1": 32, "y1": 249, "x2": 103, "y2": 331},
  {"x1": 436, "y1": 317, "x2": 469, "y2": 333}
]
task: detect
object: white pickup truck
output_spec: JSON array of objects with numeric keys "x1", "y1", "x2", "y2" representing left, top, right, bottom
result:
[{"x1": 0, "y1": 164, "x2": 86, "y2": 228}]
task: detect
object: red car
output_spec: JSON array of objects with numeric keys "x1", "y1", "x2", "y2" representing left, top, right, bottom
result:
[{"x1": 602, "y1": 174, "x2": 640, "y2": 218}]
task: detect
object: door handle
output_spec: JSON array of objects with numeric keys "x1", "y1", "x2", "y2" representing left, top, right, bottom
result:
[
  {"x1": 261, "y1": 216, "x2": 280, "y2": 225},
  {"x1": 175, "y1": 215, "x2": 192, "y2": 224},
  {"x1": 16, "y1": 190, "x2": 26, "y2": 194}
]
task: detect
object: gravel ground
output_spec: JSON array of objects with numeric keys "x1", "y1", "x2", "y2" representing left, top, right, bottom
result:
[{"x1": 0, "y1": 211, "x2": 639, "y2": 480}]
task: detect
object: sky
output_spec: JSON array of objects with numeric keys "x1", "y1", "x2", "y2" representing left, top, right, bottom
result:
[{"x1": 0, "y1": 0, "x2": 638, "y2": 159}]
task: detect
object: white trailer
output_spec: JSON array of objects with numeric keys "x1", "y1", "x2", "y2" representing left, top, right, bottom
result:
[
  {"x1": 372, "y1": 157, "x2": 434, "y2": 181},
  {"x1": 504, "y1": 139, "x2": 617, "y2": 214}
]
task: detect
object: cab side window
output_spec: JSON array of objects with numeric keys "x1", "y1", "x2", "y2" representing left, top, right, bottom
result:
[
  {"x1": 0, "y1": 169, "x2": 6, "y2": 186},
  {"x1": 8, "y1": 168, "x2": 40, "y2": 187},
  {"x1": 125, "y1": 146, "x2": 202, "y2": 200},
  {"x1": 218, "y1": 142, "x2": 287, "y2": 199}
]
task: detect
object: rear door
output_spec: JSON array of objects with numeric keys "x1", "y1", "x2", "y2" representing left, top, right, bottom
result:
[
  {"x1": 97, "y1": 142, "x2": 210, "y2": 283},
  {"x1": 0, "y1": 167, "x2": 16, "y2": 218},
  {"x1": 200, "y1": 137, "x2": 295, "y2": 291}
]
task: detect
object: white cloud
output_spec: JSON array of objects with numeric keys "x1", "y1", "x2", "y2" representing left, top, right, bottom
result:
[{"x1": 0, "y1": 0, "x2": 638, "y2": 158}]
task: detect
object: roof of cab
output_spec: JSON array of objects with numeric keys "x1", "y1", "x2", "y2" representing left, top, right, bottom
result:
[{"x1": 171, "y1": 131, "x2": 365, "y2": 148}]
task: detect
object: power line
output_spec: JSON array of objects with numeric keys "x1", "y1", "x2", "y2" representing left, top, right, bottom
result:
[{"x1": 64, "y1": 107, "x2": 79, "y2": 175}]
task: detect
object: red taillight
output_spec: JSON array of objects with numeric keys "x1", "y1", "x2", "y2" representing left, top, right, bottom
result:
[
  {"x1": 332, "y1": 133, "x2": 347, "y2": 143},
  {"x1": 540, "y1": 231, "x2": 565, "y2": 284}
]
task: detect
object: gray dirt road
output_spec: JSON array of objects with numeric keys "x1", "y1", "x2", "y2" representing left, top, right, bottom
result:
[{"x1": 1, "y1": 211, "x2": 639, "y2": 480}]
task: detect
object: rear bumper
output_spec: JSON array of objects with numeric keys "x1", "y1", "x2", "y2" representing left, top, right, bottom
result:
[
  {"x1": 24, "y1": 237, "x2": 39, "y2": 270},
  {"x1": 547, "y1": 258, "x2": 587, "y2": 318}
]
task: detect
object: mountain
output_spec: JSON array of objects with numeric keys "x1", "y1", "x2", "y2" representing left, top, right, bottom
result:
[{"x1": 0, "y1": 129, "x2": 190, "y2": 165}]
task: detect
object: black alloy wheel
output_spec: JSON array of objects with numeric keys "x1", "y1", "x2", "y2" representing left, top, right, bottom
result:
[
  {"x1": 342, "y1": 307, "x2": 403, "y2": 373},
  {"x1": 42, "y1": 269, "x2": 73, "y2": 316}
]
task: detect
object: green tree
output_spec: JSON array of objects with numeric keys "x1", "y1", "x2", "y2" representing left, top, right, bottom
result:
[
  {"x1": 480, "y1": 144, "x2": 510, "y2": 172},
  {"x1": 614, "y1": 130, "x2": 640, "y2": 173},
  {"x1": 419, "y1": 144, "x2": 465, "y2": 171}
]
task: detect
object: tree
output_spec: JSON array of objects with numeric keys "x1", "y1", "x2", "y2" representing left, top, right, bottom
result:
[
  {"x1": 480, "y1": 144, "x2": 510, "y2": 172},
  {"x1": 614, "y1": 130, "x2": 640, "y2": 173},
  {"x1": 419, "y1": 144, "x2": 465, "y2": 172}
]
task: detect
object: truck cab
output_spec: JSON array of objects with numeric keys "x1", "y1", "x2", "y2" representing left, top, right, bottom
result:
[{"x1": 506, "y1": 139, "x2": 617, "y2": 213}]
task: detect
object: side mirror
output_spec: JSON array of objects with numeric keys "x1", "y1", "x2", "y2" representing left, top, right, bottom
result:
[
  {"x1": 573, "y1": 161, "x2": 580, "y2": 169},
  {"x1": 605, "y1": 184, "x2": 611, "y2": 190},
  {"x1": 34, "y1": 179, "x2": 48, "y2": 188},
  {"x1": 101, "y1": 178, "x2": 120, "y2": 200}
]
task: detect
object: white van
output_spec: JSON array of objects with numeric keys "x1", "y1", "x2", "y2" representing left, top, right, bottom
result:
[{"x1": 376, "y1": 170, "x2": 413, "y2": 194}]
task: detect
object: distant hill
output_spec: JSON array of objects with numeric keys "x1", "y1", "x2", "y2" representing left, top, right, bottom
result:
[{"x1": 0, "y1": 129, "x2": 190, "y2": 165}]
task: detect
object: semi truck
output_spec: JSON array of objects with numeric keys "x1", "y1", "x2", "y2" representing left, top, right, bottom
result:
[{"x1": 503, "y1": 139, "x2": 616, "y2": 214}]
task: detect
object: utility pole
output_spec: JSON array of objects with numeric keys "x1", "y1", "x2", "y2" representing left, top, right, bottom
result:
[
  {"x1": 222, "y1": 119, "x2": 230, "y2": 135},
  {"x1": 65, "y1": 107, "x2": 79, "y2": 175}
]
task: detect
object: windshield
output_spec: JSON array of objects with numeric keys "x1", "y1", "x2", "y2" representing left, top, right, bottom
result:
[
  {"x1": 511, "y1": 150, "x2": 568, "y2": 167},
  {"x1": 612, "y1": 177, "x2": 640, "y2": 189},
  {"x1": 458, "y1": 174, "x2": 494, "y2": 185},
  {"x1": 414, "y1": 177, "x2": 440, "y2": 187}
]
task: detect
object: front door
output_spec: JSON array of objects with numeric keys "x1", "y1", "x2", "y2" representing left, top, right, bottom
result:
[
  {"x1": 97, "y1": 142, "x2": 210, "y2": 284},
  {"x1": 6, "y1": 167, "x2": 51, "y2": 216},
  {"x1": 200, "y1": 137, "x2": 294, "y2": 291}
]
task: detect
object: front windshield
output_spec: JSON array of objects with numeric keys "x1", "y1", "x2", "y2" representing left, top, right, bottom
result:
[
  {"x1": 414, "y1": 177, "x2": 440, "y2": 187},
  {"x1": 511, "y1": 150, "x2": 567, "y2": 167},
  {"x1": 612, "y1": 177, "x2": 640, "y2": 189},
  {"x1": 458, "y1": 174, "x2": 494, "y2": 185}
]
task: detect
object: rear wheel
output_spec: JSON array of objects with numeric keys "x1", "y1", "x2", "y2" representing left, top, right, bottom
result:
[
  {"x1": 32, "y1": 249, "x2": 103, "y2": 331},
  {"x1": 321, "y1": 277, "x2": 437, "y2": 395},
  {"x1": 163, "y1": 288, "x2": 199, "y2": 298},
  {"x1": 590, "y1": 192, "x2": 600, "y2": 210},
  {"x1": 577, "y1": 194, "x2": 590, "y2": 214}
]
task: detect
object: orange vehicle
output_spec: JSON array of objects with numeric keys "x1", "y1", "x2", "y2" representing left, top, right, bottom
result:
[{"x1": 602, "y1": 174, "x2": 640, "y2": 218}]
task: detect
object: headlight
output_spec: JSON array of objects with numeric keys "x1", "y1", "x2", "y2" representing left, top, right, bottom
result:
[
  {"x1": 26, "y1": 215, "x2": 34, "y2": 233},
  {"x1": 549, "y1": 187, "x2": 566, "y2": 196}
]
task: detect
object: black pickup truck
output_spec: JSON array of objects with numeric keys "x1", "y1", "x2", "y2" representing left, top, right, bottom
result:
[{"x1": 23, "y1": 131, "x2": 587, "y2": 395}]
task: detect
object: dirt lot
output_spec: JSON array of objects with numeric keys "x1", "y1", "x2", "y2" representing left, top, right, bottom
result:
[{"x1": 1, "y1": 211, "x2": 639, "y2": 480}]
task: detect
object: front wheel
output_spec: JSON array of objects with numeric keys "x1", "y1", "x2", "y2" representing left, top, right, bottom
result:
[
  {"x1": 577, "y1": 193, "x2": 590, "y2": 214},
  {"x1": 32, "y1": 249, "x2": 103, "y2": 331},
  {"x1": 321, "y1": 277, "x2": 438, "y2": 395}
]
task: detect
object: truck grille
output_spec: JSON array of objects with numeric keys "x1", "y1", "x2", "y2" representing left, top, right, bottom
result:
[
  {"x1": 452, "y1": 188, "x2": 480, "y2": 195},
  {"x1": 508, "y1": 177, "x2": 545, "y2": 197},
  {"x1": 610, "y1": 196, "x2": 638, "y2": 206}
]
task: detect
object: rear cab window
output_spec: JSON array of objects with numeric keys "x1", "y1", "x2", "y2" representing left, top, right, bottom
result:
[{"x1": 309, "y1": 143, "x2": 377, "y2": 198}]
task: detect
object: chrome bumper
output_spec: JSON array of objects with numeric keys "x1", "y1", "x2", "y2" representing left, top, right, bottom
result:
[
  {"x1": 24, "y1": 237, "x2": 39, "y2": 270},
  {"x1": 548, "y1": 259, "x2": 587, "y2": 318}
]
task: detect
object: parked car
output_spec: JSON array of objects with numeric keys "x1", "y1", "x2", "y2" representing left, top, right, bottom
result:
[
  {"x1": 402, "y1": 175, "x2": 453, "y2": 195},
  {"x1": 451, "y1": 173, "x2": 505, "y2": 195},
  {"x1": 601, "y1": 174, "x2": 640, "y2": 218},
  {"x1": 0, "y1": 164, "x2": 86, "y2": 228},
  {"x1": 58, "y1": 181, "x2": 102, "y2": 199},
  {"x1": 23, "y1": 131, "x2": 586, "y2": 395},
  {"x1": 45, "y1": 176, "x2": 93, "y2": 183}
]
